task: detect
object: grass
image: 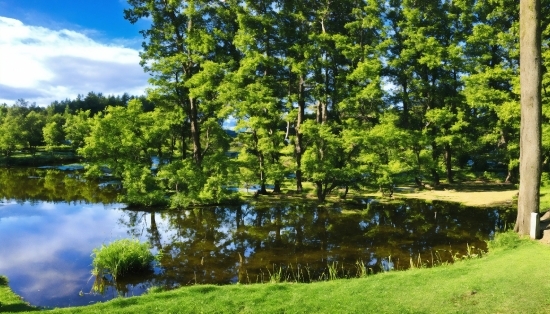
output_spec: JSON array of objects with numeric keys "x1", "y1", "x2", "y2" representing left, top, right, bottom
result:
[
  {"x1": 393, "y1": 186, "x2": 518, "y2": 207},
  {"x1": 0, "y1": 276, "x2": 37, "y2": 312},
  {"x1": 91, "y1": 239, "x2": 157, "y2": 293},
  {"x1": 243, "y1": 181, "x2": 518, "y2": 208},
  {"x1": 0, "y1": 148, "x2": 78, "y2": 167},
  {"x1": 4, "y1": 233, "x2": 550, "y2": 313},
  {"x1": 540, "y1": 185, "x2": 550, "y2": 211}
]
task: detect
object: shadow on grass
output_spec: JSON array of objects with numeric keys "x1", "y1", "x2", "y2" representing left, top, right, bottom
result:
[
  {"x1": 0, "y1": 303, "x2": 39, "y2": 312},
  {"x1": 0, "y1": 276, "x2": 38, "y2": 312},
  {"x1": 433, "y1": 182, "x2": 517, "y2": 193}
]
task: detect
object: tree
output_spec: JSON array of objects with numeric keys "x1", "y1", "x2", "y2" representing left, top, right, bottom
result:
[
  {"x1": 80, "y1": 100, "x2": 166, "y2": 206},
  {"x1": 515, "y1": 0, "x2": 542, "y2": 235},
  {"x1": 64, "y1": 109, "x2": 91, "y2": 151},
  {"x1": 43, "y1": 122, "x2": 65, "y2": 153},
  {"x1": 224, "y1": 0, "x2": 288, "y2": 194},
  {"x1": 463, "y1": 0, "x2": 520, "y2": 183},
  {"x1": 125, "y1": 0, "x2": 240, "y2": 205}
]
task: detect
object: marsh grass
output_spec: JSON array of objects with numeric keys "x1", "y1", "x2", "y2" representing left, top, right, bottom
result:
[
  {"x1": 486, "y1": 230, "x2": 526, "y2": 251},
  {"x1": 246, "y1": 245, "x2": 480, "y2": 286},
  {"x1": 91, "y1": 239, "x2": 159, "y2": 293}
]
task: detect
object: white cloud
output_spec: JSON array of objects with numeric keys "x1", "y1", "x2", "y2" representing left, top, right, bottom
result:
[{"x1": 0, "y1": 16, "x2": 149, "y2": 107}]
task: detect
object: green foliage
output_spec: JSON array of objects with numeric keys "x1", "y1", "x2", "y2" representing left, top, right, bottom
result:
[
  {"x1": 486, "y1": 230, "x2": 526, "y2": 252},
  {"x1": 91, "y1": 239, "x2": 157, "y2": 281},
  {"x1": 0, "y1": 275, "x2": 7, "y2": 286},
  {"x1": 43, "y1": 121, "x2": 65, "y2": 152},
  {"x1": 120, "y1": 165, "x2": 167, "y2": 206},
  {"x1": 64, "y1": 109, "x2": 91, "y2": 150},
  {"x1": 5, "y1": 0, "x2": 550, "y2": 205}
]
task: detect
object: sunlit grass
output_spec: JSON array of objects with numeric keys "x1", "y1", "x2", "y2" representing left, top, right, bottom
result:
[
  {"x1": 0, "y1": 275, "x2": 37, "y2": 312},
  {"x1": 4, "y1": 233, "x2": 550, "y2": 313},
  {"x1": 91, "y1": 239, "x2": 158, "y2": 294},
  {"x1": 540, "y1": 185, "x2": 550, "y2": 211}
]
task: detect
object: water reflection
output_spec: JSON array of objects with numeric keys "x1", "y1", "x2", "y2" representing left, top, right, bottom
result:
[
  {"x1": 0, "y1": 168, "x2": 118, "y2": 204},
  {"x1": 0, "y1": 168, "x2": 516, "y2": 308},
  {"x1": 119, "y1": 201, "x2": 513, "y2": 289}
]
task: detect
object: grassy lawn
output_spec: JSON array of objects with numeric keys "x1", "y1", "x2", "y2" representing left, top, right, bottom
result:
[
  {"x1": 392, "y1": 182, "x2": 518, "y2": 207},
  {"x1": 0, "y1": 276, "x2": 38, "y2": 312},
  {"x1": 540, "y1": 185, "x2": 550, "y2": 211},
  {"x1": 3, "y1": 233, "x2": 550, "y2": 313},
  {"x1": 242, "y1": 180, "x2": 520, "y2": 209}
]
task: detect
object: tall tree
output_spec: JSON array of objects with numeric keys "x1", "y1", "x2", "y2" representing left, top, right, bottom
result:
[
  {"x1": 279, "y1": 0, "x2": 316, "y2": 193},
  {"x1": 125, "y1": 0, "x2": 240, "y2": 205},
  {"x1": 224, "y1": 0, "x2": 287, "y2": 194},
  {"x1": 463, "y1": 0, "x2": 520, "y2": 183},
  {"x1": 515, "y1": 0, "x2": 542, "y2": 235}
]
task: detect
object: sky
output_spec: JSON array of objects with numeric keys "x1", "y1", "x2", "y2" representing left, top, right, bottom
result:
[{"x1": 0, "y1": 0, "x2": 151, "y2": 107}]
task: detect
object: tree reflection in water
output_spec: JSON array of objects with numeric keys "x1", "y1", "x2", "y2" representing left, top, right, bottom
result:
[
  {"x1": 0, "y1": 167, "x2": 516, "y2": 297},
  {"x1": 0, "y1": 168, "x2": 118, "y2": 204},
  {"x1": 117, "y1": 199, "x2": 515, "y2": 291}
]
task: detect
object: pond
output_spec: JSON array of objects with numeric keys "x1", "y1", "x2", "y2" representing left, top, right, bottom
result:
[{"x1": 0, "y1": 167, "x2": 516, "y2": 308}]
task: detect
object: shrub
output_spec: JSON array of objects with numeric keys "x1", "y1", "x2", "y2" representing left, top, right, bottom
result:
[
  {"x1": 486, "y1": 230, "x2": 525, "y2": 252},
  {"x1": 0, "y1": 275, "x2": 8, "y2": 286},
  {"x1": 91, "y1": 239, "x2": 157, "y2": 281}
]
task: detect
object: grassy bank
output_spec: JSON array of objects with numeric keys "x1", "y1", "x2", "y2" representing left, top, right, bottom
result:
[
  {"x1": 0, "y1": 276, "x2": 37, "y2": 312},
  {"x1": 3, "y1": 234, "x2": 550, "y2": 313},
  {"x1": 0, "y1": 149, "x2": 78, "y2": 167}
]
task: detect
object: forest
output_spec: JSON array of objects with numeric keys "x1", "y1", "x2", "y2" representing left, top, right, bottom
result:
[{"x1": 0, "y1": 0, "x2": 548, "y2": 207}]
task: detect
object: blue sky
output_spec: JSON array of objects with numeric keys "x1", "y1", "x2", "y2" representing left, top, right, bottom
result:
[{"x1": 0, "y1": 0, "x2": 151, "y2": 107}]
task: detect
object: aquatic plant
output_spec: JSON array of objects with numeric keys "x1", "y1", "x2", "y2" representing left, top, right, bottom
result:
[{"x1": 91, "y1": 239, "x2": 158, "y2": 282}]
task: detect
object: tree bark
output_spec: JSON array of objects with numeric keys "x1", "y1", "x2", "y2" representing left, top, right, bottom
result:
[
  {"x1": 189, "y1": 97, "x2": 202, "y2": 165},
  {"x1": 516, "y1": 0, "x2": 542, "y2": 236},
  {"x1": 445, "y1": 143, "x2": 453, "y2": 183},
  {"x1": 431, "y1": 141, "x2": 440, "y2": 186},
  {"x1": 295, "y1": 76, "x2": 305, "y2": 193}
]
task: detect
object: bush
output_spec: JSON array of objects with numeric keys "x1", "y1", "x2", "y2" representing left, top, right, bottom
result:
[
  {"x1": 486, "y1": 230, "x2": 525, "y2": 252},
  {"x1": 91, "y1": 239, "x2": 157, "y2": 281},
  {"x1": 0, "y1": 275, "x2": 8, "y2": 286}
]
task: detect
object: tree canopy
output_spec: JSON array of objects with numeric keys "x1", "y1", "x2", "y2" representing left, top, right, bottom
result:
[{"x1": 2, "y1": 0, "x2": 549, "y2": 207}]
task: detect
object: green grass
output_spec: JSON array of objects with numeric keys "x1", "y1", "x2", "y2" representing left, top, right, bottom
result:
[
  {"x1": 4, "y1": 233, "x2": 550, "y2": 313},
  {"x1": 540, "y1": 185, "x2": 550, "y2": 211},
  {"x1": 0, "y1": 276, "x2": 38, "y2": 312},
  {"x1": 0, "y1": 148, "x2": 78, "y2": 167},
  {"x1": 91, "y1": 239, "x2": 157, "y2": 293}
]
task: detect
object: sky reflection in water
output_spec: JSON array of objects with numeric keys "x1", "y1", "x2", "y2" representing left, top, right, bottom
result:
[
  {"x1": 0, "y1": 200, "x2": 135, "y2": 307},
  {"x1": 0, "y1": 168, "x2": 516, "y2": 308}
]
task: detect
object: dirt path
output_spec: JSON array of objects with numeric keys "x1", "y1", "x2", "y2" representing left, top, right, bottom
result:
[{"x1": 394, "y1": 188, "x2": 518, "y2": 206}]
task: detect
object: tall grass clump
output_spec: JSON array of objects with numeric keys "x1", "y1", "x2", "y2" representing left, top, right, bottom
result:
[
  {"x1": 91, "y1": 239, "x2": 158, "y2": 282},
  {"x1": 486, "y1": 230, "x2": 526, "y2": 252}
]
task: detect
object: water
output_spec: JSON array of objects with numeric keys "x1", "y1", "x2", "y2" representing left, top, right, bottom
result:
[{"x1": 0, "y1": 168, "x2": 516, "y2": 308}]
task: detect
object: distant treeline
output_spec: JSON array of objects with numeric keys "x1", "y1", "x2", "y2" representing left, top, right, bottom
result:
[
  {"x1": 0, "y1": 92, "x2": 150, "y2": 160},
  {"x1": 47, "y1": 92, "x2": 155, "y2": 116}
]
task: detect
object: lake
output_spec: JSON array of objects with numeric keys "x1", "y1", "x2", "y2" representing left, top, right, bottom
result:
[{"x1": 0, "y1": 167, "x2": 516, "y2": 308}]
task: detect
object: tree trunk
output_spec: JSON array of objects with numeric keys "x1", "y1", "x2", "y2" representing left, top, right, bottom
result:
[
  {"x1": 273, "y1": 180, "x2": 281, "y2": 194},
  {"x1": 189, "y1": 97, "x2": 202, "y2": 165},
  {"x1": 431, "y1": 141, "x2": 440, "y2": 186},
  {"x1": 316, "y1": 182, "x2": 325, "y2": 202},
  {"x1": 259, "y1": 183, "x2": 268, "y2": 195},
  {"x1": 295, "y1": 76, "x2": 305, "y2": 193},
  {"x1": 445, "y1": 143, "x2": 453, "y2": 183},
  {"x1": 342, "y1": 186, "x2": 349, "y2": 199},
  {"x1": 516, "y1": 0, "x2": 542, "y2": 236}
]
